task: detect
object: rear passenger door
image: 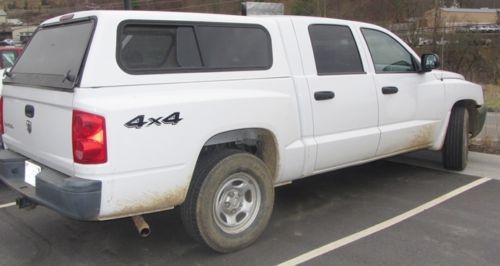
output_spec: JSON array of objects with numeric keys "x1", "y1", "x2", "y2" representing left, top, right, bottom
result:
[{"x1": 294, "y1": 20, "x2": 379, "y2": 172}]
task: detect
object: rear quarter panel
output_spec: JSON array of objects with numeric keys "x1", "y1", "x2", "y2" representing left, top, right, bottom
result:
[
  {"x1": 74, "y1": 13, "x2": 304, "y2": 219},
  {"x1": 75, "y1": 79, "x2": 302, "y2": 219}
]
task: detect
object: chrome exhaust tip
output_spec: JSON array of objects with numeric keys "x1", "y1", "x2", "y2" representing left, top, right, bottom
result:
[{"x1": 132, "y1": 215, "x2": 151, "y2": 237}]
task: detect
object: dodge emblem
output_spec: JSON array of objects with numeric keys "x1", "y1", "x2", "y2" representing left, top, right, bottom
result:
[{"x1": 26, "y1": 120, "x2": 32, "y2": 134}]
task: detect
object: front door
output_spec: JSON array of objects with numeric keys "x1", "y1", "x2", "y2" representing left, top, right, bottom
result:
[{"x1": 360, "y1": 28, "x2": 445, "y2": 156}]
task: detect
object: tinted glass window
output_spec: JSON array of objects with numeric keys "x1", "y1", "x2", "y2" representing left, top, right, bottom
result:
[
  {"x1": 119, "y1": 25, "x2": 201, "y2": 71},
  {"x1": 1, "y1": 51, "x2": 17, "y2": 68},
  {"x1": 361, "y1": 28, "x2": 415, "y2": 73},
  {"x1": 7, "y1": 20, "x2": 95, "y2": 89},
  {"x1": 176, "y1": 27, "x2": 202, "y2": 68},
  {"x1": 309, "y1": 25, "x2": 364, "y2": 75},
  {"x1": 196, "y1": 26, "x2": 272, "y2": 69},
  {"x1": 117, "y1": 23, "x2": 272, "y2": 73}
]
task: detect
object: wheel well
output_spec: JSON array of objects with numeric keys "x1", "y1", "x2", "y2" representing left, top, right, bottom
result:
[
  {"x1": 452, "y1": 100, "x2": 479, "y2": 134},
  {"x1": 198, "y1": 129, "x2": 279, "y2": 181}
]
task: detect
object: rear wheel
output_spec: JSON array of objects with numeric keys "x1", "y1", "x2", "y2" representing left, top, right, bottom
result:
[
  {"x1": 181, "y1": 149, "x2": 274, "y2": 253},
  {"x1": 442, "y1": 106, "x2": 470, "y2": 170}
]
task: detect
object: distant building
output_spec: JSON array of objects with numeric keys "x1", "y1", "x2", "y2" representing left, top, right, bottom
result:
[
  {"x1": 241, "y1": 2, "x2": 284, "y2": 15},
  {"x1": 12, "y1": 26, "x2": 37, "y2": 43},
  {"x1": 424, "y1": 7, "x2": 500, "y2": 28},
  {"x1": 7, "y1": 19, "x2": 23, "y2": 26},
  {"x1": 0, "y1": 30, "x2": 11, "y2": 41},
  {"x1": 0, "y1": 10, "x2": 7, "y2": 24}
]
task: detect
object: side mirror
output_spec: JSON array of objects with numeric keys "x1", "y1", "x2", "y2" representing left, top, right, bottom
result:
[{"x1": 421, "y1": 53, "x2": 440, "y2": 72}]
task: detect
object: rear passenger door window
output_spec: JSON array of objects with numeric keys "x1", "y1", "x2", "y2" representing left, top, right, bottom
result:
[
  {"x1": 309, "y1": 24, "x2": 364, "y2": 75},
  {"x1": 361, "y1": 28, "x2": 416, "y2": 73},
  {"x1": 117, "y1": 22, "x2": 272, "y2": 74}
]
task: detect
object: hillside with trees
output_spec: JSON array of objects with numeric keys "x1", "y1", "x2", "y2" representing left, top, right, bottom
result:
[
  {"x1": 0, "y1": 0, "x2": 498, "y2": 84},
  {"x1": 0, "y1": 0, "x2": 498, "y2": 25}
]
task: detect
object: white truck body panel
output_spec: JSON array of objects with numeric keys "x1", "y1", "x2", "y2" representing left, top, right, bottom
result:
[
  {"x1": 291, "y1": 18, "x2": 380, "y2": 171},
  {"x1": 74, "y1": 78, "x2": 303, "y2": 218},
  {"x1": 2, "y1": 86, "x2": 74, "y2": 175},
  {"x1": 0, "y1": 11, "x2": 485, "y2": 220}
]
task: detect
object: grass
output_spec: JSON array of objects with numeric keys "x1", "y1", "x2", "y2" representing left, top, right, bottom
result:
[{"x1": 484, "y1": 84, "x2": 500, "y2": 111}]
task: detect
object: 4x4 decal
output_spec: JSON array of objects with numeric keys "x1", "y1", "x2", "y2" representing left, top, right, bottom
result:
[{"x1": 125, "y1": 112, "x2": 183, "y2": 129}]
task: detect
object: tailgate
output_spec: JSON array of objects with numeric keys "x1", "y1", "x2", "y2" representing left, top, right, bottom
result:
[
  {"x1": 2, "y1": 85, "x2": 74, "y2": 175},
  {"x1": 0, "y1": 17, "x2": 96, "y2": 176}
]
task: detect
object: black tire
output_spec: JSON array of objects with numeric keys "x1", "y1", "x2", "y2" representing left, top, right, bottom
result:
[
  {"x1": 442, "y1": 106, "x2": 470, "y2": 170},
  {"x1": 180, "y1": 149, "x2": 274, "y2": 253}
]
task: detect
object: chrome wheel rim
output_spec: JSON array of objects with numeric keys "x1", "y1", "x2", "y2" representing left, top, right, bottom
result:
[{"x1": 213, "y1": 173, "x2": 261, "y2": 234}]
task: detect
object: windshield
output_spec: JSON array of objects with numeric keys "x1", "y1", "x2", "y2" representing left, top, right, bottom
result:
[{"x1": 5, "y1": 18, "x2": 95, "y2": 90}]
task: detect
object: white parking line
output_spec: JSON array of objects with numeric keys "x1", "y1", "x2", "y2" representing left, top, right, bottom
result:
[
  {"x1": 278, "y1": 177, "x2": 491, "y2": 266},
  {"x1": 0, "y1": 202, "x2": 16, "y2": 209}
]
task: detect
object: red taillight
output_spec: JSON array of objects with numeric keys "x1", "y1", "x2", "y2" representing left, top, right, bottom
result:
[
  {"x1": 72, "y1": 110, "x2": 107, "y2": 164},
  {"x1": 0, "y1": 97, "x2": 4, "y2": 135}
]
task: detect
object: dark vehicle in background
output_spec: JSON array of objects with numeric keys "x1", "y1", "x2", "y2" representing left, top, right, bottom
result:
[{"x1": 0, "y1": 47, "x2": 23, "y2": 69}]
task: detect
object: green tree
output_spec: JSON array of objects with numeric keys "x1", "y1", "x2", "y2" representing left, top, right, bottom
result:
[
  {"x1": 132, "y1": 0, "x2": 140, "y2": 10},
  {"x1": 8, "y1": 1, "x2": 17, "y2": 9},
  {"x1": 291, "y1": 0, "x2": 326, "y2": 16}
]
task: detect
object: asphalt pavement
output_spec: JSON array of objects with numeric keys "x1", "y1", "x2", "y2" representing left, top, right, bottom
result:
[
  {"x1": 309, "y1": 181, "x2": 500, "y2": 266},
  {"x1": 1, "y1": 158, "x2": 499, "y2": 266},
  {"x1": 391, "y1": 150, "x2": 500, "y2": 180}
]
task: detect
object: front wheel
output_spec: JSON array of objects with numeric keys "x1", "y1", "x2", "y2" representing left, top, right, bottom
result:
[
  {"x1": 181, "y1": 149, "x2": 274, "y2": 253},
  {"x1": 442, "y1": 106, "x2": 470, "y2": 170}
]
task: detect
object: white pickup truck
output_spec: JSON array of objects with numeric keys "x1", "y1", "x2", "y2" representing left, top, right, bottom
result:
[{"x1": 0, "y1": 11, "x2": 486, "y2": 252}]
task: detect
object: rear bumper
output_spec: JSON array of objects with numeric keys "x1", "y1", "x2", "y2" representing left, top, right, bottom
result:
[{"x1": 0, "y1": 149, "x2": 101, "y2": 220}]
